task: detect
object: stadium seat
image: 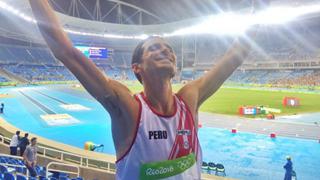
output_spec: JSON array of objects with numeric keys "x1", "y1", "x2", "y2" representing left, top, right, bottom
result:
[
  {"x1": 71, "y1": 178, "x2": 83, "y2": 180},
  {"x1": 0, "y1": 165, "x2": 7, "y2": 173},
  {"x1": 58, "y1": 172, "x2": 69, "y2": 177},
  {"x1": 208, "y1": 162, "x2": 216, "y2": 171},
  {"x1": 0, "y1": 163, "x2": 16, "y2": 174},
  {"x1": 39, "y1": 176, "x2": 49, "y2": 180},
  {"x1": 35, "y1": 165, "x2": 44, "y2": 176},
  {"x1": 59, "y1": 177, "x2": 70, "y2": 180},
  {"x1": 17, "y1": 174, "x2": 28, "y2": 180},
  {"x1": 201, "y1": 161, "x2": 208, "y2": 170},
  {"x1": 0, "y1": 158, "x2": 6, "y2": 163},
  {"x1": 215, "y1": 163, "x2": 226, "y2": 176},
  {"x1": 15, "y1": 166, "x2": 26, "y2": 174},
  {"x1": 4, "y1": 172, "x2": 15, "y2": 180},
  {"x1": 0, "y1": 156, "x2": 26, "y2": 174}
]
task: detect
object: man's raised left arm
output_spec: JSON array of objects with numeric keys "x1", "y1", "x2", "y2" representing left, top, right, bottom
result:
[{"x1": 178, "y1": 32, "x2": 256, "y2": 110}]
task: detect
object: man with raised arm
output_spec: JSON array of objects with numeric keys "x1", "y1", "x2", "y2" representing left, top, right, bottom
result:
[{"x1": 29, "y1": 0, "x2": 254, "y2": 179}]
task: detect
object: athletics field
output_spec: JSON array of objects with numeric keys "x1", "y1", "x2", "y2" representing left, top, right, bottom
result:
[{"x1": 123, "y1": 82, "x2": 320, "y2": 116}]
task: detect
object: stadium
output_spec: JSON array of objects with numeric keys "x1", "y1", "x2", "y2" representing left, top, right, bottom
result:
[{"x1": 0, "y1": 0, "x2": 319, "y2": 179}]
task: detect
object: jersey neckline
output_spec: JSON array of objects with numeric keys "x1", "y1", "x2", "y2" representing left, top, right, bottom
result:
[{"x1": 140, "y1": 92, "x2": 178, "y2": 118}]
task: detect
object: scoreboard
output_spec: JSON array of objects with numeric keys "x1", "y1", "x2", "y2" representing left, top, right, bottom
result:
[{"x1": 75, "y1": 46, "x2": 109, "y2": 59}]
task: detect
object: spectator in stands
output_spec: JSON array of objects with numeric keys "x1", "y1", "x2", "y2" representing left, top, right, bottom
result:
[
  {"x1": 283, "y1": 156, "x2": 293, "y2": 180},
  {"x1": 9, "y1": 131, "x2": 20, "y2": 155},
  {"x1": 23, "y1": 137, "x2": 38, "y2": 177},
  {"x1": 18, "y1": 133, "x2": 30, "y2": 156},
  {"x1": 29, "y1": 1, "x2": 256, "y2": 179}
]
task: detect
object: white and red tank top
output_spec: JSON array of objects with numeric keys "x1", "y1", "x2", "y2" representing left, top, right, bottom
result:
[{"x1": 116, "y1": 92, "x2": 202, "y2": 180}]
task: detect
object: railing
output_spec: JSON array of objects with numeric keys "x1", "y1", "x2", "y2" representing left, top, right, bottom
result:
[
  {"x1": 46, "y1": 162, "x2": 80, "y2": 178},
  {"x1": 37, "y1": 144, "x2": 115, "y2": 172},
  {"x1": 0, "y1": 134, "x2": 116, "y2": 173},
  {"x1": 0, "y1": 153, "x2": 24, "y2": 160},
  {"x1": 0, "y1": 134, "x2": 11, "y2": 144}
]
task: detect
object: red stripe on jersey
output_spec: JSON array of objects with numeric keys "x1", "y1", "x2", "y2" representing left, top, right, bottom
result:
[
  {"x1": 168, "y1": 103, "x2": 184, "y2": 159},
  {"x1": 168, "y1": 99, "x2": 197, "y2": 160}
]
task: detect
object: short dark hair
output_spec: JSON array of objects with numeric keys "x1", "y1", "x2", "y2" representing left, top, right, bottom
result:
[
  {"x1": 25, "y1": 133, "x2": 29, "y2": 137},
  {"x1": 31, "y1": 137, "x2": 37, "y2": 143},
  {"x1": 131, "y1": 36, "x2": 161, "y2": 84},
  {"x1": 16, "y1": 131, "x2": 20, "y2": 135}
]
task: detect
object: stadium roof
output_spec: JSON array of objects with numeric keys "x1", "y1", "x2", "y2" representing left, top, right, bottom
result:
[
  {"x1": 49, "y1": 0, "x2": 319, "y2": 25},
  {"x1": 0, "y1": 0, "x2": 319, "y2": 45},
  {"x1": 49, "y1": 0, "x2": 257, "y2": 25}
]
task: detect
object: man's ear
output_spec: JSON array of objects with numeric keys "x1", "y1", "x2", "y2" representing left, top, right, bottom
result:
[{"x1": 132, "y1": 63, "x2": 141, "y2": 74}]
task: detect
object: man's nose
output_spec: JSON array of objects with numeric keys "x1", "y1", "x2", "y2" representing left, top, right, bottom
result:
[{"x1": 160, "y1": 47, "x2": 170, "y2": 55}]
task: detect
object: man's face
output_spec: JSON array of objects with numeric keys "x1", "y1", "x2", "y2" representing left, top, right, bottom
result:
[
  {"x1": 137, "y1": 38, "x2": 177, "y2": 81},
  {"x1": 31, "y1": 139, "x2": 37, "y2": 146}
]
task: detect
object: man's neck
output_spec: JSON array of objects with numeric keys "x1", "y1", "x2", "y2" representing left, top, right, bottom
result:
[{"x1": 143, "y1": 79, "x2": 174, "y2": 115}]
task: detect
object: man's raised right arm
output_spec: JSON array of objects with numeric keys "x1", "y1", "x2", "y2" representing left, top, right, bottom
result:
[{"x1": 28, "y1": 0, "x2": 129, "y2": 108}]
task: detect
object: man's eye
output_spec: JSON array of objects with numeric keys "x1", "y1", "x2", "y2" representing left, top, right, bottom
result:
[
  {"x1": 164, "y1": 45, "x2": 173, "y2": 53},
  {"x1": 149, "y1": 46, "x2": 157, "y2": 51},
  {"x1": 149, "y1": 44, "x2": 161, "y2": 51}
]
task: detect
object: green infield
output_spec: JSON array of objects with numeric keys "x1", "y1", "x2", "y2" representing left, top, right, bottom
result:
[
  {"x1": 123, "y1": 82, "x2": 320, "y2": 116},
  {"x1": 200, "y1": 87, "x2": 320, "y2": 116},
  {"x1": 71, "y1": 81, "x2": 320, "y2": 116}
]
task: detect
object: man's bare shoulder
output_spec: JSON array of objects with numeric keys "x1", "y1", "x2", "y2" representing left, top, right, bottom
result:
[
  {"x1": 177, "y1": 79, "x2": 201, "y2": 97},
  {"x1": 99, "y1": 79, "x2": 139, "y2": 117},
  {"x1": 177, "y1": 81, "x2": 200, "y2": 112}
]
